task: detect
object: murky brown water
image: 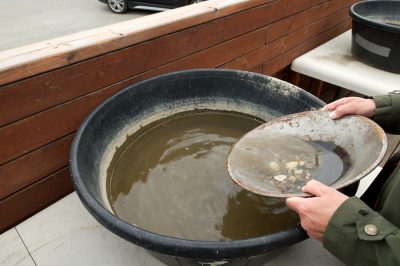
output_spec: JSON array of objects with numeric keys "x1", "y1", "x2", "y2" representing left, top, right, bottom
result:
[{"x1": 107, "y1": 111, "x2": 299, "y2": 241}]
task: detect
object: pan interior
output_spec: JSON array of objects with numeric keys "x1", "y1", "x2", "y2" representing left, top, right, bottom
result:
[{"x1": 228, "y1": 134, "x2": 351, "y2": 195}]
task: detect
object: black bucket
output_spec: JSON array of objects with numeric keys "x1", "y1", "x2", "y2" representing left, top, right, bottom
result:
[
  {"x1": 70, "y1": 69, "x2": 325, "y2": 265},
  {"x1": 350, "y1": 0, "x2": 400, "y2": 73}
]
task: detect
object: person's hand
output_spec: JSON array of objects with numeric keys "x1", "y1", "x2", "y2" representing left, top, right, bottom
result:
[
  {"x1": 286, "y1": 180, "x2": 348, "y2": 241},
  {"x1": 321, "y1": 97, "x2": 376, "y2": 119}
]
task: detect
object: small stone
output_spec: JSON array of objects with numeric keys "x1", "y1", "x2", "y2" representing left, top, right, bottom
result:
[
  {"x1": 289, "y1": 176, "x2": 297, "y2": 182},
  {"x1": 269, "y1": 161, "x2": 280, "y2": 172},
  {"x1": 273, "y1": 175, "x2": 287, "y2": 182},
  {"x1": 299, "y1": 161, "x2": 305, "y2": 166},
  {"x1": 285, "y1": 161, "x2": 298, "y2": 170},
  {"x1": 294, "y1": 169, "x2": 304, "y2": 175}
]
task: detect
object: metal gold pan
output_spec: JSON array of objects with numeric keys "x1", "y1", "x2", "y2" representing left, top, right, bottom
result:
[{"x1": 227, "y1": 110, "x2": 387, "y2": 198}]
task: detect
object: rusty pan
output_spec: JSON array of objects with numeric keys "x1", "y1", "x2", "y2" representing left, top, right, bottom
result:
[{"x1": 227, "y1": 110, "x2": 387, "y2": 197}]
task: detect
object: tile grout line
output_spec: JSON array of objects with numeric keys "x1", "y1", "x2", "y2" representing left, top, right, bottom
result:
[{"x1": 14, "y1": 227, "x2": 38, "y2": 266}]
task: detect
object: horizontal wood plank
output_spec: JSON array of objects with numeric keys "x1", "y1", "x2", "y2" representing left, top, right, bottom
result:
[
  {"x1": 0, "y1": 86, "x2": 122, "y2": 164},
  {"x1": 0, "y1": 167, "x2": 73, "y2": 233},
  {"x1": 221, "y1": 6, "x2": 350, "y2": 70},
  {"x1": 267, "y1": 0, "x2": 356, "y2": 42},
  {"x1": 263, "y1": 20, "x2": 351, "y2": 75},
  {"x1": 0, "y1": 134, "x2": 73, "y2": 200},
  {"x1": 250, "y1": 65, "x2": 264, "y2": 74}
]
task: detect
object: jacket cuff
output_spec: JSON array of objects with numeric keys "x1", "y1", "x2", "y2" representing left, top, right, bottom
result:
[
  {"x1": 372, "y1": 91, "x2": 400, "y2": 119},
  {"x1": 372, "y1": 92, "x2": 400, "y2": 133},
  {"x1": 323, "y1": 197, "x2": 398, "y2": 263}
]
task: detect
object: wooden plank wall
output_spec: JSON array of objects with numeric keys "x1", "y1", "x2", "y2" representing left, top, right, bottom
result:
[{"x1": 0, "y1": 0, "x2": 357, "y2": 232}]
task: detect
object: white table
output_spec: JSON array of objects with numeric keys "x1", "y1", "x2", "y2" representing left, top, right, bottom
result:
[{"x1": 291, "y1": 30, "x2": 400, "y2": 97}]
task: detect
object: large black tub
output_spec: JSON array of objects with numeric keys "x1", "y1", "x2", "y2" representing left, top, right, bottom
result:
[
  {"x1": 70, "y1": 69, "x2": 325, "y2": 265},
  {"x1": 350, "y1": 0, "x2": 400, "y2": 73}
]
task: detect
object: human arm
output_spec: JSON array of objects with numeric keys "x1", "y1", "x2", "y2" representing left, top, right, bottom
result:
[
  {"x1": 286, "y1": 180, "x2": 348, "y2": 241},
  {"x1": 371, "y1": 92, "x2": 400, "y2": 134},
  {"x1": 324, "y1": 196, "x2": 400, "y2": 266},
  {"x1": 321, "y1": 97, "x2": 376, "y2": 119},
  {"x1": 322, "y1": 91, "x2": 400, "y2": 134},
  {"x1": 286, "y1": 180, "x2": 400, "y2": 266}
]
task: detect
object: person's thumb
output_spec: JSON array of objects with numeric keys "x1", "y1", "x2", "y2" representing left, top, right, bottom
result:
[
  {"x1": 329, "y1": 110, "x2": 340, "y2": 119},
  {"x1": 329, "y1": 105, "x2": 353, "y2": 119},
  {"x1": 286, "y1": 197, "x2": 305, "y2": 213},
  {"x1": 302, "y1": 179, "x2": 327, "y2": 197}
]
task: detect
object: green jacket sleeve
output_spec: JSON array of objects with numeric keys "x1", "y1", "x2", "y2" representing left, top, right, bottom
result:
[
  {"x1": 323, "y1": 197, "x2": 400, "y2": 266},
  {"x1": 372, "y1": 91, "x2": 400, "y2": 134}
]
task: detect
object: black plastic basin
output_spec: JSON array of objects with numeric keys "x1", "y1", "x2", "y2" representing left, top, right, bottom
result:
[
  {"x1": 350, "y1": 0, "x2": 400, "y2": 73},
  {"x1": 70, "y1": 69, "x2": 325, "y2": 265}
]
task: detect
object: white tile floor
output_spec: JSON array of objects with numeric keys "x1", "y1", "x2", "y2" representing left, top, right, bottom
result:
[
  {"x1": 1, "y1": 167, "x2": 380, "y2": 266},
  {"x1": 15, "y1": 194, "x2": 164, "y2": 266},
  {"x1": 0, "y1": 229, "x2": 35, "y2": 266}
]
